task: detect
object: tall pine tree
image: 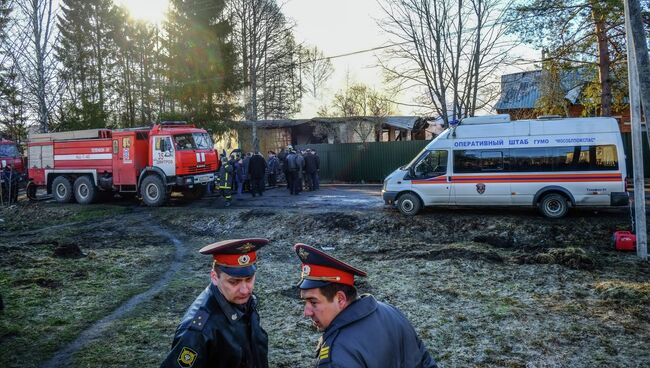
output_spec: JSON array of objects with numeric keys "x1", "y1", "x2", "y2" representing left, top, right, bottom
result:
[
  {"x1": 0, "y1": 0, "x2": 26, "y2": 142},
  {"x1": 56, "y1": 0, "x2": 116, "y2": 130},
  {"x1": 163, "y1": 0, "x2": 241, "y2": 132},
  {"x1": 509, "y1": 0, "x2": 628, "y2": 117}
]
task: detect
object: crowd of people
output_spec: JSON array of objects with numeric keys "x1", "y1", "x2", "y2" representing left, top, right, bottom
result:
[{"x1": 213, "y1": 145, "x2": 320, "y2": 205}]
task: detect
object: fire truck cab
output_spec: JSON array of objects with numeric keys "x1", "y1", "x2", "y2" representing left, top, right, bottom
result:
[
  {"x1": 0, "y1": 138, "x2": 25, "y2": 176},
  {"x1": 1, "y1": 138, "x2": 24, "y2": 203},
  {"x1": 27, "y1": 122, "x2": 218, "y2": 206}
]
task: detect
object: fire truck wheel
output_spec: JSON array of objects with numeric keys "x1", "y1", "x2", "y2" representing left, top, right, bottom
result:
[
  {"x1": 397, "y1": 192, "x2": 422, "y2": 216},
  {"x1": 141, "y1": 175, "x2": 167, "y2": 207},
  {"x1": 52, "y1": 176, "x2": 73, "y2": 203},
  {"x1": 538, "y1": 193, "x2": 569, "y2": 219},
  {"x1": 26, "y1": 182, "x2": 38, "y2": 200},
  {"x1": 74, "y1": 176, "x2": 97, "y2": 205}
]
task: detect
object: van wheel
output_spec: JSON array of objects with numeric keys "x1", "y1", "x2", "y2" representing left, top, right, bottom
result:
[
  {"x1": 397, "y1": 193, "x2": 421, "y2": 216},
  {"x1": 141, "y1": 175, "x2": 167, "y2": 207},
  {"x1": 52, "y1": 176, "x2": 73, "y2": 203},
  {"x1": 74, "y1": 176, "x2": 97, "y2": 205},
  {"x1": 539, "y1": 193, "x2": 568, "y2": 219}
]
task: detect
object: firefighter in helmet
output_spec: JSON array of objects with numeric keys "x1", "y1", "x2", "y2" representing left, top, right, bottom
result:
[{"x1": 216, "y1": 155, "x2": 234, "y2": 206}]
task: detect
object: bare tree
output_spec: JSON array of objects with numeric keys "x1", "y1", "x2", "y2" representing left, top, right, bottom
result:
[
  {"x1": 378, "y1": 0, "x2": 515, "y2": 124},
  {"x1": 10, "y1": 0, "x2": 62, "y2": 132},
  {"x1": 301, "y1": 45, "x2": 334, "y2": 98},
  {"x1": 327, "y1": 80, "x2": 395, "y2": 142},
  {"x1": 228, "y1": 0, "x2": 299, "y2": 151}
]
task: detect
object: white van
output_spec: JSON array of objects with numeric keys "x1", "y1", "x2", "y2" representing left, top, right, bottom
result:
[{"x1": 382, "y1": 115, "x2": 629, "y2": 218}]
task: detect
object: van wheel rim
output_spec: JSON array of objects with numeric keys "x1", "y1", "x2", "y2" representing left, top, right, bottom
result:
[
  {"x1": 146, "y1": 184, "x2": 159, "y2": 200},
  {"x1": 401, "y1": 200, "x2": 414, "y2": 212},
  {"x1": 56, "y1": 184, "x2": 67, "y2": 197},
  {"x1": 546, "y1": 199, "x2": 562, "y2": 214}
]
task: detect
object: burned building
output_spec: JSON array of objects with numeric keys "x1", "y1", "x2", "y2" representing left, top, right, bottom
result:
[{"x1": 219, "y1": 116, "x2": 433, "y2": 154}]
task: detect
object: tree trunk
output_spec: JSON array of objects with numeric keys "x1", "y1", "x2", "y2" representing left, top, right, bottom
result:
[
  {"x1": 470, "y1": 0, "x2": 482, "y2": 117},
  {"x1": 94, "y1": 15, "x2": 105, "y2": 119},
  {"x1": 592, "y1": 3, "x2": 613, "y2": 116},
  {"x1": 31, "y1": 0, "x2": 49, "y2": 132}
]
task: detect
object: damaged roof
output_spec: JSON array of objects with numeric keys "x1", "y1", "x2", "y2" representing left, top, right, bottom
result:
[
  {"x1": 239, "y1": 119, "x2": 311, "y2": 128},
  {"x1": 238, "y1": 116, "x2": 429, "y2": 130},
  {"x1": 495, "y1": 68, "x2": 595, "y2": 111}
]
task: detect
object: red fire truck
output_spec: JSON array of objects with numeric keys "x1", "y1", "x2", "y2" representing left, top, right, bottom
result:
[
  {"x1": 0, "y1": 138, "x2": 25, "y2": 175},
  {"x1": 26, "y1": 122, "x2": 218, "y2": 206},
  {"x1": 1, "y1": 138, "x2": 25, "y2": 203}
]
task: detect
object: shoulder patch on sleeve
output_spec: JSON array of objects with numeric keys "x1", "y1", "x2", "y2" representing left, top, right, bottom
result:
[
  {"x1": 188, "y1": 309, "x2": 209, "y2": 331},
  {"x1": 177, "y1": 347, "x2": 198, "y2": 367}
]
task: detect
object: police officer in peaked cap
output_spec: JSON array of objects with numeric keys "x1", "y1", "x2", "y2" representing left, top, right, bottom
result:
[
  {"x1": 161, "y1": 239, "x2": 269, "y2": 368},
  {"x1": 294, "y1": 243, "x2": 438, "y2": 368}
]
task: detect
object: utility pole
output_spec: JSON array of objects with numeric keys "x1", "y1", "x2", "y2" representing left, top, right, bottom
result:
[
  {"x1": 624, "y1": 0, "x2": 648, "y2": 261},
  {"x1": 625, "y1": 0, "x2": 650, "y2": 126}
]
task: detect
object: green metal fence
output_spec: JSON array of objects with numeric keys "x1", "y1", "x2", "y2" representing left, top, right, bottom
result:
[
  {"x1": 298, "y1": 133, "x2": 650, "y2": 183},
  {"x1": 296, "y1": 140, "x2": 429, "y2": 183}
]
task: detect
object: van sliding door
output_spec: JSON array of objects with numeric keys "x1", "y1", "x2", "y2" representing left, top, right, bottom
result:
[{"x1": 452, "y1": 149, "x2": 511, "y2": 205}]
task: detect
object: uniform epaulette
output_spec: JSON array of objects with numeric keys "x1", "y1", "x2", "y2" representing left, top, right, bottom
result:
[{"x1": 189, "y1": 308, "x2": 210, "y2": 331}]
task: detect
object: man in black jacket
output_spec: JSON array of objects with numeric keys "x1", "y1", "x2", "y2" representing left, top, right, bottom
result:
[
  {"x1": 161, "y1": 238, "x2": 269, "y2": 368},
  {"x1": 303, "y1": 149, "x2": 320, "y2": 191},
  {"x1": 248, "y1": 152, "x2": 267, "y2": 197},
  {"x1": 294, "y1": 243, "x2": 437, "y2": 368}
]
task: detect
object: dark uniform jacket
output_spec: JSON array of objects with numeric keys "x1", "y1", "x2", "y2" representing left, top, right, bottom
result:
[
  {"x1": 248, "y1": 154, "x2": 267, "y2": 179},
  {"x1": 304, "y1": 153, "x2": 319, "y2": 174},
  {"x1": 161, "y1": 283, "x2": 269, "y2": 368},
  {"x1": 268, "y1": 156, "x2": 280, "y2": 175},
  {"x1": 314, "y1": 294, "x2": 437, "y2": 368}
]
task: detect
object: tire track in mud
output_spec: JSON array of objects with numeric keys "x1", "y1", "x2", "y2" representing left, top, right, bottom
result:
[{"x1": 40, "y1": 220, "x2": 185, "y2": 368}]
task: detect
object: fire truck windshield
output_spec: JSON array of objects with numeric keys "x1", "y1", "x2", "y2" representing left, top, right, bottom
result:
[
  {"x1": 0, "y1": 143, "x2": 18, "y2": 157},
  {"x1": 173, "y1": 133, "x2": 213, "y2": 150}
]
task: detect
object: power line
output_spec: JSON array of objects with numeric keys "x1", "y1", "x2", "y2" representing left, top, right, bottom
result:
[{"x1": 295, "y1": 12, "x2": 539, "y2": 66}]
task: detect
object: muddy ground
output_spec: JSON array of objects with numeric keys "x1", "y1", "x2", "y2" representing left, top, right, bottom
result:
[{"x1": 1, "y1": 187, "x2": 649, "y2": 367}]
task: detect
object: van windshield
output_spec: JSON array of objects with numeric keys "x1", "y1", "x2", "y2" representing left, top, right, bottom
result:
[
  {"x1": 173, "y1": 133, "x2": 213, "y2": 150},
  {"x1": 403, "y1": 130, "x2": 449, "y2": 170},
  {"x1": 405, "y1": 148, "x2": 429, "y2": 170}
]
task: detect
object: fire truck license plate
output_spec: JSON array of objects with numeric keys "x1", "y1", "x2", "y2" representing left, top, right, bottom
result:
[{"x1": 196, "y1": 174, "x2": 213, "y2": 183}]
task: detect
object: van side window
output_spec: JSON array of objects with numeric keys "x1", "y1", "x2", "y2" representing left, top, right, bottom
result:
[
  {"x1": 593, "y1": 145, "x2": 618, "y2": 170},
  {"x1": 553, "y1": 146, "x2": 588, "y2": 171},
  {"x1": 455, "y1": 149, "x2": 505, "y2": 173},
  {"x1": 413, "y1": 150, "x2": 448, "y2": 178},
  {"x1": 510, "y1": 148, "x2": 552, "y2": 172},
  {"x1": 509, "y1": 145, "x2": 617, "y2": 172},
  {"x1": 480, "y1": 151, "x2": 504, "y2": 171}
]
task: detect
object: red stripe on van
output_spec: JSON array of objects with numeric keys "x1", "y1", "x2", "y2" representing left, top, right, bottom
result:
[{"x1": 413, "y1": 173, "x2": 622, "y2": 184}]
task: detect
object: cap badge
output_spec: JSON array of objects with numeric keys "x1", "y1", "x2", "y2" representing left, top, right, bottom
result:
[
  {"x1": 239, "y1": 242, "x2": 255, "y2": 252},
  {"x1": 298, "y1": 248, "x2": 309, "y2": 261},
  {"x1": 238, "y1": 254, "x2": 251, "y2": 265},
  {"x1": 302, "y1": 265, "x2": 311, "y2": 277}
]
